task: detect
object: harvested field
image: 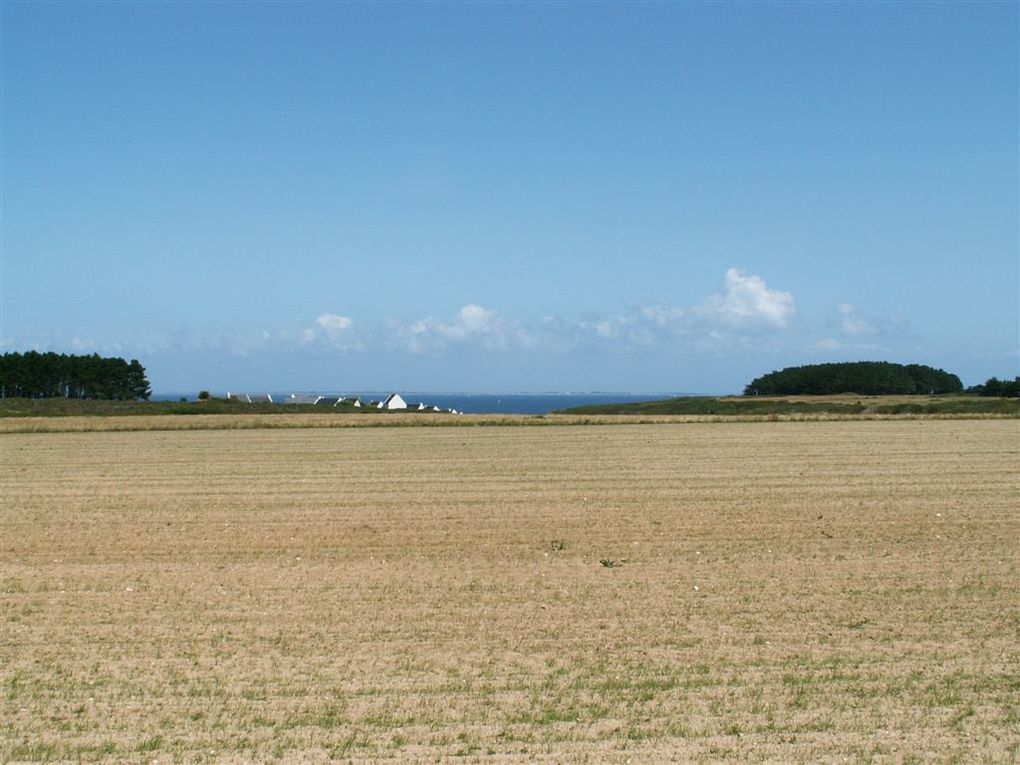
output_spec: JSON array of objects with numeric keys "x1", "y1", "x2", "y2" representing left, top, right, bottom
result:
[{"x1": 2, "y1": 420, "x2": 1018, "y2": 762}]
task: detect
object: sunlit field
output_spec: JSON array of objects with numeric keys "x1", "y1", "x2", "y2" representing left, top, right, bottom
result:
[{"x1": 2, "y1": 420, "x2": 1017, "y2": 762}]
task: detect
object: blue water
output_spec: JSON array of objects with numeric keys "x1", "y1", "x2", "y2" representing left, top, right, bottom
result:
[{"x1": 152, "y1": 392, "x2": 675, "y2": 414}]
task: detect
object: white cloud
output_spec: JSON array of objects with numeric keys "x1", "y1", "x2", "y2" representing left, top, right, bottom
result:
[
  {"x1": 308, "y1": 313, "x2": 361, "y2": 350},
  {"x1": 827, "y1": 303, "x2": 910, "y2": 352},
  {"x1": 576, "y1": 306, "x2": 679, "y2": 348},
  {"x1": 388, "y1": 304, "x2": 514, "y2": 354},
  {"x1": 48, "y1": 269, "x2": 795, "y2": 362},
  {"x1": 339, "y1": 269, "x2": 793, "y2": 357},
  {"x1": 442, "y1": 304, "x2": 499, "y2": 340},
  {"x1": 640, "y1": 303, "x2": 685, "y2": 327},
  {"x1": 316, "y1": 313, "x2": 354, "y2": 333},
  {"x1": 836, "y1": 303, "x2": 877, "y2": 337},
  {"x1": 693, "y1": 268, "x2": 795, "y2": 329},
  {"x1": 155, "y1": 313, "x2": 364, "y2": 356}
]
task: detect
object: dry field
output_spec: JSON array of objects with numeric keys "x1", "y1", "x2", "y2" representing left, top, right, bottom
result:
[{"x1": 1, "y1": 420, "x2": 1018, "y2": 763}]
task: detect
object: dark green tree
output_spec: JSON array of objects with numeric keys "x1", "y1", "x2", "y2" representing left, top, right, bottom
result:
[
  {"x1": 744, "y1": 362, "x2": 962, "y2": 396},
  {"x1": 968, "y1": 376, "x2": 1020, "y2": 397},
  {"x1": 0, "y1": 352, "x2": 152, "y2": 400}
]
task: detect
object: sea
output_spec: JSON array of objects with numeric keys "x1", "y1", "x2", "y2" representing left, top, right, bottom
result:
[{"x1": 152, "y1": 392, "x2": 676, "y2": 414}]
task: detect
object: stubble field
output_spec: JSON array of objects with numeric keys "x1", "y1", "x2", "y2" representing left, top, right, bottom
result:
[{"x1": 2, "y1": 419, "x2": 1018, "y2": 763}]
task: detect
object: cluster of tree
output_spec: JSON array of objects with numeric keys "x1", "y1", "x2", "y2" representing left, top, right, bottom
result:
[
  {"x1": 0, "y1": 352, "x2": 151, "y2": 400},
  {"x1": 743, "y1": 362, "x2": 963, "y2": 396},
  {"x1": 967, "y1": 376, "x2": 1020, "y2": 398}
]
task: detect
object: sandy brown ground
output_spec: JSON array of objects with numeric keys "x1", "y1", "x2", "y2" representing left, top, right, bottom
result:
[{"x1": 1, "y1": 420, "x2": 1018, "y2": 763}]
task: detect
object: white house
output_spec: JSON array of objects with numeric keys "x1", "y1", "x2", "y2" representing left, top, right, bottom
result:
[{"x1": 378, "y1": 393, "x2": 407, "y2": 410}]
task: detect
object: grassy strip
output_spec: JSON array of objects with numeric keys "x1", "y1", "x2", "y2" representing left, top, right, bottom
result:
[
  {"x1": 554, "y1": 394, "x2": 1020, "y2": 416},
  {"x1": 1, "y1": 411, "x2": 1015, "y2": 434},
  {"x1": 0, "y1": 397, "x2": 364, "y2": 417}
]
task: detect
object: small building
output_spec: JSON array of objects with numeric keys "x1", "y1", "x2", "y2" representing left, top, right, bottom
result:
[
  {"x1": 378, "y1": 393, "x2": 407, "y2": 410},
  {"x1": 227, "y1": 392, "x2": 274, "y2": 403}
]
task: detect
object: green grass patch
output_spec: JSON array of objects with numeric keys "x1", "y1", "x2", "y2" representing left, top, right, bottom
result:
[
  {"x1": 554, "y1": 394, "x2": 1020, "y2": 416},
  {"x1": 0, "y1": 397, "x2": 368, "y2": 417}
]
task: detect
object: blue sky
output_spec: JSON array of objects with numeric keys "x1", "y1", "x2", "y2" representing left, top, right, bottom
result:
[{"x1": 2, "y1": 1, "x2": 1017, "y2": 394}]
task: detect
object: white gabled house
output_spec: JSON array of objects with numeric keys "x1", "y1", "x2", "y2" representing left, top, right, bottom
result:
[{"x1": 378, "y1": 393, "x2": 408, "y2": 410}]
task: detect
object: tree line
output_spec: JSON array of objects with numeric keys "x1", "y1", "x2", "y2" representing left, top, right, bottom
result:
[
  {"x1": 968, "y1": 376, "x2": 1020, "y2": 398},
  {"x1": 0, "y1": 352, "x2": 151, "y2": 400},
  {"x1": 743, "y1": 362, "x2": 963, "y2": 396}
]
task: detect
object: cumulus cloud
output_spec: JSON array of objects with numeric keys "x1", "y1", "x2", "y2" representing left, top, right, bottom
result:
[
  {"x1": 811, "y1": 303, "x2": 913, "y2": 356},
  {"x1": 693, "y1": 268, "x2": 795, "y2": 329},
  {"x1": 316, "y1": 313, "x2": 354, "y2": 333},
  {"x1": 829, "y1": 302, "x2": 908, "y2": 347},
  {"x1": 640, "y1": 303, "x2": 685, "y2": 327},
  {"x1": 835, "y1": 303, "x2": 877, "y2": 337},
  {"x1": 576, "y1": 304, "x2": 685, "y2": 348},
  {"x1": 388, "y1": 304, "x2": 518, "y2": 354},
  {"x1": 154, "y1": 313, "x2": 363, "y2": 357},
  {"x1": 79, "y1": 268, "x2": 795, "y2": 361},
  {"x1": 373, "y1": 269, "x2": 794, "y2": 356},
  {"x1": 441, "y1": 304, "x2": 500, "y2": 340},
  {"x1": 307, "y1": 313, "x2": 361, "y2": 350}
]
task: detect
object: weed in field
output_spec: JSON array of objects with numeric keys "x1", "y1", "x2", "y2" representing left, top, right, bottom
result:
[{"x1": 137, "y1": 734, "x2": 163, "y2": 752}]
